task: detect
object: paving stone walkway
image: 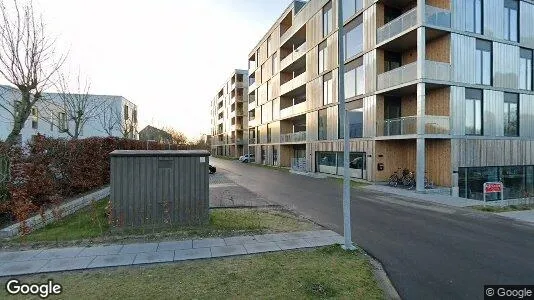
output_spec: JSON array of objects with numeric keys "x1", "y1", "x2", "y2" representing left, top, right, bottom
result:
[{"x1": 0, "y1": 230, "x2": 343, "y2": 277}]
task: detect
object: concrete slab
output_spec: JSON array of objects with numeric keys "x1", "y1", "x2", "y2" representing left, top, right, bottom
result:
[
  {"x1": 133, "y1": 251, "x2": 174, "y2": 265},
  {"x1": 223, "y1": 235, "x2": 257, "y2": 245},
  {"x1": 87, "y1": 254, "x2": 136, "y2": 269},
  {"x1": 39, "y1": 256, "x2": 96, "y2": 273},
  {"x1": 174, "y1": 248, "x2": 211, "y2": 261},
  {"x1": 243, "y1": 242, "x2": 281, "y2": 254},
  {"x1": 33, "y1": 247, "x2": 85, "y2": 260},
  {"x1": 210, "y1": 245, "x2": 247, "y2": 258},
  {"x1": 276, "y1": 239, "x2": 312, "y2": 250},
  {"x1": 0, "y1": 249, "x2": 43, "y2": 262},
  {"x1": 252, "y1": 233, "x2": 290, "y2": 243},
  {"x1": 193, "y1": 238, "x2": 225, "y2": 248},
  {"x1": 78, "y1": 245, "x2": 123, "y2": 257},
  {"x1": 0, "y1": 260, "x2": 49, "y2": 276},
  {"x1": 119, "y1": 243, "x2": 158, "y2": 254},
  {"x1": 304, "y1": 236, "x2": 340, "y2": 247},
  {"x1": 157, "y1": 240, "x2": 193, "y2": 251}
]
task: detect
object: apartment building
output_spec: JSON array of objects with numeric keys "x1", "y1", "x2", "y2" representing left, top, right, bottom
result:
[
  {"x1": 210, "y1": 70, "x2": 249, "y2": 158},
  {"x1": 0, "y1": 85, "x2": 139, "y2": 143},
  {"x1": 246, "y1": 0, "x2": 534, "y2": 200}
]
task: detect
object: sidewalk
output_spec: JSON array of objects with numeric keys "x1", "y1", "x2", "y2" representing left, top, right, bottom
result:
[
  {"x1": 0, "y1": 230, "x2": 343, "y2": 277},
  {"x1": 497, "y1": 210, "x2": 534, "y2": 224},
  {"x1": 365, "y1": 185, "x2": 481, "y2": 207}
]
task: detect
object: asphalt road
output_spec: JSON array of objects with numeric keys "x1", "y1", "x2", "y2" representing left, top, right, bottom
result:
[{"x1": 211, "y1": 158, "x2": 534, "y2": 300}]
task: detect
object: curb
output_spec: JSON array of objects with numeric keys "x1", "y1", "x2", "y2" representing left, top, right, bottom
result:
[{"x1": 368, "y1": 255, "x2": 401, "y2": 300}]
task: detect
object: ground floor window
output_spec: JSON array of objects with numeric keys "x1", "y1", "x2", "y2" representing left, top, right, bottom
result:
[
  {"x1": 316, "y1": 151, "x2": 366, "y2": 179},
  {"x1": 261, "y1": 146, "x2": 266, "y2": 164},
  {"x1": 273, "y1": 148, "x2": 278, "y2": 166},
  {"x1": 459, "y1": 165, "x2": 534, "y2": 200}
]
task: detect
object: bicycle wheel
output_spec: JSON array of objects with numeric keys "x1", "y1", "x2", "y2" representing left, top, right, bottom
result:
[{"x1": 388, "y1": 174, "x2": 398, "y2": 187}]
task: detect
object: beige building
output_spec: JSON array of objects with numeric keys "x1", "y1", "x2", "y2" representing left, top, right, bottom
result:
[
  {"x1": 245, "y1": 0, "x2": 534, "y2": 200},
  {"x1": 211, "y1": 70, "x2": 249, "y2": 158}
]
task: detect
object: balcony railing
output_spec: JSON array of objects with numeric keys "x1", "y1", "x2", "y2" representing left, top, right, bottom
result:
[
  {"x1": 280, "y1": 72, "x2": 307, "y2": 95},
  {"x1": 280, "y1": 131, "x2": 307, "y2": 143},
  {"x1": 377, "y1": 7, "x2": 417, "y2": 44},
  {"x1": 377, "y1": 60, "x2": 451, "y2": 90},
  {"x1": 280, "y1": 102, "x2": 306, "y2": 119},
  {"x1": 425, "y1": 5, "x2": 451, "y2": 28},
  {"x1": 377, "y1": 62, "x2": 417, "y2": 90},
  {"x1": 376, "y1": 116, "x2": 450, "y2": 136},
  {"x1": 281, "y1": 42, "x2": 307, "y2": 70},
  {"x1": 424, "y1": 60, "x2": 451, "y2": 82},
  {"x1": 249, "y1": 138, "x2": 256, "y2": 144}
]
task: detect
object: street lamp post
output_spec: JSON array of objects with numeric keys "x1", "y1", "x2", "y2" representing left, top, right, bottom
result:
[{"x1": 337, "y1": 0, "x2": 356, "y2": 251}]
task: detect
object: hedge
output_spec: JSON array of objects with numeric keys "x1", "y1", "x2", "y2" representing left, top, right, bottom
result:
[{"x1": 0, "y1": 136, "x2": 194, "y2": 231}]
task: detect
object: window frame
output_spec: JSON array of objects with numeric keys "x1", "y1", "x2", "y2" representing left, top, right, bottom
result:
[
  {"x1": 323, "y1": 1, "x2": 333, "y2": 38},
  {"x1": 323, "y1": 72, "x2": 333, "y2": 106},
  {"x1": 465, "y1": 88, "x2": 483, "y2": 136},
  {"x1": 475, "y1": 39, "x2": 492, "y2": 86},
  {"x1": 318, "y1": 41, "x2": 327, "y2": 74},
  {"x1": 503, "y1": 92, "x2": 519, "y2": 137},
  {"x1": 503, "y1": 0, "x2": 519, "y2": 42},
  {"x1": 343, "y1": 15, "x2": 363, "y2": 61},
  {"x1": 520, "y1": 48, "x2": 533, "y2": 91},
  {"x1": 318, "y1": 108, "x2": 328, "y2": 141}
]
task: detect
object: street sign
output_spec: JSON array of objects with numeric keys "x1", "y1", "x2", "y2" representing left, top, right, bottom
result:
[{"x1": 483, "y1": 182, "x2": 504, "y2": 202}]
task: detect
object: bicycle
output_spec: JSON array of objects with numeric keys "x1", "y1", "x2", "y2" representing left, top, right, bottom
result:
[{"x1": 388, "y1": 168, "x2": 403, "y2": 187}]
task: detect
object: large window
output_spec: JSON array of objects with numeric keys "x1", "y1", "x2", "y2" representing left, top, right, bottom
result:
[
  {"x1": 504, "y1": 93, "x2": 519, "y2": 137},
  {"x1": 323, "y1": 1, "x2": 333, "y2": 37},
  {"x1": 342, "y1": 0, "x2": 363, "y2": 22},
  {"x1": 459, "y1": 166, "x2": 534, "y2": 200},
  {"x1": 318, "y1": 109, "x2": 328, "y2": 140},
  {"x1": 504, "y1": 0, "x2": 519, "y2": 42},
  {"x1": 475, "y1": 39, "x2": 492, "y2": 85},
  {"x1": 318, "y1": 41, "x2": 327, "y2": 74},
  {"x1": 339, "y1": 101, "x2": 364, "y2": 139},
  {"x1": 31, "y1": 107, "x2": 38, "y2": 129},
  {"x1": 316, "y1": 151, "x2": 367, "y2": 178},
  {"x1": 323, "y1": 72, "x2": 333, "y2": 106},
  {"x1": 344, "y1": 57, "x2": 364, "y2": 99},
  {"x1": 465, "y1": 0, "x2": 483, "y2": 34},
  {"x1": 465, "y1": 88, "x2": 483, "y2": 135},
  {"x1": 520, "y1": 48, "x2": 533, "y2": 90},
  {"x1": 343, "y1": 16, "x2": 363, "y2": 60}
]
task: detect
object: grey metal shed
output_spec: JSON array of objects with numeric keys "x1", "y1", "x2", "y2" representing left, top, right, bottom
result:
[{"x1": 110, "y1": 150, "x2": 210, "y2": 228}]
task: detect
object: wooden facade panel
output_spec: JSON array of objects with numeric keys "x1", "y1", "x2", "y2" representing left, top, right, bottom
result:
[
  {"x1": 327, "y1": 105, "x2": 338, "y2": 140},
  {"x1": 457, "y1": 139, "x2": 534, "y2": 167},
  {"x1": 426, "y1": 140, "x2": 452, "y2": 187},
  {"x1": 271, "y1": 74, "x2": 281, "y2": 99},
  {"x1": 307, "y1": 111, "x2": 318, "y2": 141},
  {"x1": 363, "y1": 4, "x2": 376, "y2": 51},
  {"x1": 401, "y1": 95, "x2": 417, "y2": 117},
  {"x1": 426, "y1": 35, "x2": 450, "y2": 63},
  {"x1": 402, "y1": 48, "x2": 417, "y2": 65},
  {"x1": 426, "y1": 87, "x2": 450, "y2": 116},
  {"x1": 363, "y1": 96, "x2": 376, "y2": 138},
  {"x1": 306, "y1": 46, "x2": 319, "y2": 81},
  {"x1": 427, "y1": 0, "x2": 450, "y2": 9},
  {"x1": 364, "y1": 50, "x2": 377, "y2": 93},
  {"x1": 273, "y1": 97, "x2": 280, "y2": 120},
  {"x1": 375, "y1": 140, "x2": 417, "y2": 181},
  {"x1": 306, "y1": 11, "x2": 323, "y2": 50},
  {"x1": 257, "y1": 83, "x2": 267, "y2": 106},
  {"x1": 306, "y1": 77, "x2": 322, "y2": 110},
  {"x1": 326, "y1": 33, "x2": 339, "y2": 72}
]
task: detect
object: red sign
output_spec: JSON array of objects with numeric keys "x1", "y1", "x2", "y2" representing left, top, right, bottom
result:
[{"x1": 484, "y1": 182, "x2": 503, "y2": 193}]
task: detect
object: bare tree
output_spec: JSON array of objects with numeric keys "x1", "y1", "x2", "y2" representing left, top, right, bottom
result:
[
  {"x1": 0, "y1": 0, "x2": 66, "y2": 147},
  {"x1": 116, "y1": 109, "x2": 134, "y2": 139},
  {"x1": 163, "y1": 126, "x2": 188, "y2": 144},
  {"x1": 43, "y1": 72, "x2": 104, "y2": 139},
  {"x1": 96, "y1": 103, "x2": 119, "y2": 137}
]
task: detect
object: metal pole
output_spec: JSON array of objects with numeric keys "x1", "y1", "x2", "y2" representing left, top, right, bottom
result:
[{"x1": 337, "y1": 0, "x2": 356, "y2": 251}]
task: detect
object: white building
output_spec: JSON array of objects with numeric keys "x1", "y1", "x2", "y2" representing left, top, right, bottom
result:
[{"x1": 0, "y1": 85, "x2": 138, "y2": 144}]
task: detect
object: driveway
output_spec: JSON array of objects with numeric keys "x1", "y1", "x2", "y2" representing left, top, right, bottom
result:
[{"x1": 210, "y1": 158, "x2": 534, "y2": 300}]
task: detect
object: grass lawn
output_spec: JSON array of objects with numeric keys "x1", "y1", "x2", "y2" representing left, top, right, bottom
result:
[
  {"x1": 10, "y1": 198, "x2": 315, "y2": 246},
  {"x1": 469, "y1": 203, "x2": 534, "y2": 213},
  {"x1": 329, "y1": 177, "x2": 370, "y2": 189},
  {"x1": 0, "y1": 246, "x2": 383, "y2": 299}
]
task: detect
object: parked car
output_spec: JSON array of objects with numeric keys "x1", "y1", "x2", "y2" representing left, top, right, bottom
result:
[
  {"x1": 209, "y1": 164, "x2": 216, "y2": 174},
  {"x1": 240, "y1": 154, "x2": 254, "y2": 163}
]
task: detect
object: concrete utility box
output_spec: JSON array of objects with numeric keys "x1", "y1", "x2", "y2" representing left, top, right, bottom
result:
[{"x1": 110, "y1": 150, "x2": 210, "y2": 228}]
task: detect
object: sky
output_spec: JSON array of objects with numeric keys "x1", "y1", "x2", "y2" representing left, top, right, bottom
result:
[{"x1": 1, "y1": 0, "x2": 294, "y2": 140}]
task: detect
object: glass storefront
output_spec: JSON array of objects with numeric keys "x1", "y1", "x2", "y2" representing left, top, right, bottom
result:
[
  {"x1": 459, "y1": 165, "x2": 534, "y2": 201},
  {"x1": 316, "y1": 151, "x2": 367, "y2": 179}
]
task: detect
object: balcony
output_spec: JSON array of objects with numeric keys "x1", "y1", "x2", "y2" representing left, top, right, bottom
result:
[
  {"x1": 280, "y1": 102, "x2": 306, "y2": 119},
  {"x1": 377, "y1": 60, "x2": 451, "y2": 91},
  {"x1": 376, "y1": 116, "x2": 450, "y2": 137},
  {"x1": 280, "y1": 43, "x2": 307, "y2": 71},
  {"x1": 425, "y1": 5, "x2": 451, "y2": 28},
  {"x1": 280, "y1": 131, "x2": 306, "y2": 143},
  {"x1": 377, "y1": 5, "x2": 451, "y2": 45},
  {"x1": 377, "y1": 7, "x2": 417, "y2": 45},
  {"x1": 280, "y1": 72, "x2": 307, "y2": 95}
]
